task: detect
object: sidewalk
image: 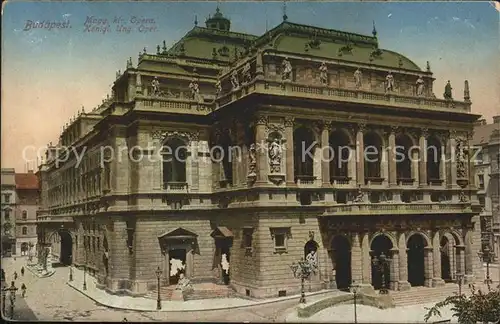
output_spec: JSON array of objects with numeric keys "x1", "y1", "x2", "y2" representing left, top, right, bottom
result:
[{"x1": 67, "y1": 266, "x2": 338, "y2": 312}]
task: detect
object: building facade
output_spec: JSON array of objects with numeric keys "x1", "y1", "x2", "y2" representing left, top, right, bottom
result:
[
  {"x1": 473, "y1": 117, "x2": 500, "y2": 260},
  {"x1": 1, "y1": 168, "x2": 17, "y2": 256},
  {"x1": 37, "y1": 9, "x2": 484, "y2": 299},
  {"x1": 14, "y1": 171, "x2": 40, "y2": 257}
]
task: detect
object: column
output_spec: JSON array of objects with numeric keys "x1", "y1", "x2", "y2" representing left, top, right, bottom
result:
[
  {"x1": 388, "y1": 127, "x2": 397, "y2": 186},
  {"x1": 348, "y1": 145, "x2": 357, "y2": 183},
  {"x1": 446, "y1": 133, "x2": 457, "y2": 188},
  {"x1": 390, "y1": 248, "x2": 400, "y2": 290},
  {"x1": 424, "y1": 247, "x2": 433, "y2": 287},
  {"x1": 321, "y1": 122, "x2": 331, "y2": 187},
  {"x1": 361, "y1": 232, "x2": 372, "y2": 287},
  {"x1": 351, "y1": 233, "x2": 363, "y2": 283},
  {"x1": 356, "y1": 124, "x2": 365, "y2": 185},
  {"x1": 432, "y1": 232, "x2": 445, "y2": 287},
  {"x1": 419, "y1": 129, "x2": 428, "y2": 186},
  {"x1": 255, "y1": 115, "x2": 268, "y2": 184},
  {"x1": 464, "y1": 226, "x2": 475, "y2": 283},
  {"x1": 284, "y1": 117, "x2": 295, "y2": 186},
  {"x1": 398, "y1": 232, "x2": 411, "y2": 290},
  {"x1": 455, "y1": 245, "x2": 466, "y2": 276}
]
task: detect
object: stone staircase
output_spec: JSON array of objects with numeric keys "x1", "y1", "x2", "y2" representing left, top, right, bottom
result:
[
  {"x1": 145, "y1": 283, "x2": 235, "y2": 301},
  {"x1": 391, "y1": 284, "x2": 459, "y2": 307}
]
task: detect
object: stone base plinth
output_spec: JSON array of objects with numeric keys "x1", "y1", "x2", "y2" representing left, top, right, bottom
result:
[
  {"x1": 397, "y1": 281, "x2": 411, "y2": 291},
  {"x1": 171, "y1": 289, "x2": 184, "y2": 301},
  {"x1": 432, "y1": 278, "x2": 446, "y2": 287}
]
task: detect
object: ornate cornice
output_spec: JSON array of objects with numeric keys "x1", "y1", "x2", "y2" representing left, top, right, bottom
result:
[{"x1": 151, "y1": 130, "x2": 200, "y2": 142}]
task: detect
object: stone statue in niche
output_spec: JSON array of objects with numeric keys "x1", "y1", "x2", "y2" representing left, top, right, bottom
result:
[
  {"x1": 306, "y1": 249, "x2": 318, "y2": 270},
  {"x1": 215, "y1": 79, "x2": 222, "y2": 97},
  {"x1": 242, "y1": 62, "x2": 252, "y2": 84},
  {"x1": 151, "y1": 77, "x2": 160, "y2": 96},
  {"x1": 268, "y1": 138, "x2": 282, "y2": 173},
  {"x1": 385, "y1": 71, "x2": 395, "y2": 92},
  {"x1": 230, "y1": 69, "x2": 240, "y2": 90},
  {"x1": 354, "y1": 68, "x2": 362, "y2": 89},
  {"x1": 319, "y1": 62, "x2": 328, "y2": 85},
  {"x1": 281, "y1": 57, "x2": 292, "y2": 81},
  {"x1": 456, "y1": 141, "x2": 467, "y2": 178},
  {"x1": 416, "y1": 75, "x2": 425, "y2": 96},
  {"x1": 248, "y1": 143, "x2": 257, "y2": 176},
  {"x1": 444, "y1": 80, "x2": 453, "y2": 100}
]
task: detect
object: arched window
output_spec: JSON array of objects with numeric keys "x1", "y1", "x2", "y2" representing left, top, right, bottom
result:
[
  {"x1": 22, "y1": 210, "x2": 27, "y2": 220},
  {"x1": 396, "y1": 134, "x2": 413, "y2": 182},
  {"x1": 426, "y1": 136, "x2": 442, "y2": 184},
  {"x1": 364, "y1": 132, "x2": 383, "y2": 181},
  {"x1": 22, "y1": 226, "x2": 28, "y2": 235},
  {"x1": 162, "y1": 137, "x2": 187, "y2": 187},
  {"x1": 294, "y1": 127, "x2": 315, "y2": 181}
]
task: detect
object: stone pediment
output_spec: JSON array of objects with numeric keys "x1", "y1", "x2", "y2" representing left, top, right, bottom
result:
[
  {"x1": 158, "y1": 227, "x2": 198, "y2": 240},
  {"x1": 210, "y1": 226, "x2": 234, "y2": 238}
]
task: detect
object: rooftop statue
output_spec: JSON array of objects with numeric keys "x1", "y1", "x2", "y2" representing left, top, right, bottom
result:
[
  {"x1": 354, "y1": 68, "x2": 363, "y2": 89},
  {"x1": 281, "y1": 57, "x2": 292, "y2": 81},
  {"x1": 230, "y1": 69, "x2": 239, "y2": 90},
  {"x1": 416, "y1": 75, "x2": 425, "y2": 96},
  {"x1": 189, "y1": 79, "x2": 199, "y2": 99},
  {"x1": 151, "y1": 77, "x2": 160, "y2": 96},
  {"x1": 443, "y1": 80, "x2": 453, "y2": 100},
  {"x1": 385, "y1": 71, "x2": 395, "y2": 92},
  {"x1": 319, "y1": 62, "x2": 328, "y2": 85}
]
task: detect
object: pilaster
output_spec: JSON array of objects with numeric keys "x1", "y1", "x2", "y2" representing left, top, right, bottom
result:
[
  {"x1": 321, "y1": 122, "x2": 331, "y2": 187},
  {"x1": 284, "y1": 117, "x2": 295, "y2": 186},
  {"x1": 419, "y1": 129, "x2": 428, "y2": 186},
  {"x1": 432, "y1": 232, "x2": 445, "y2": 287},
  {"x1": 424, "y1": 246, "x2": 433, "y2": 287},
  {"x1": 397, "y1": 232, "x2": 411, "y2": 290},
  {"x1": 388, "y1": 128, "x2": 397, "y2": 186},
  {"x1": 255, "y1": 115, "x2": 268, "y2": 185},
  {"x1": 356, "y1": 124, "x2": 365, "y2": 185}
]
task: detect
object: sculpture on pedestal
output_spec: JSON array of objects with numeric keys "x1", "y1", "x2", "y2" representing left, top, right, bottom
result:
[
  {"x1": 354, "y1": 68, "x2": 363, "y2": 89},
  {"x1": 151, "y1": 77, "x2": 160, "y2": 96},
  {"x1": 189, "y1": 79, "x2": 200, "y2": 101},
  {"x1": 464, "y1": 80, "x2": 470, "y2": 101},
  {"x1": 281, "y1": 57, "x2": 292, "y2": 81},
  {"x1": 444, "y1": 80, "x2": 453, "y2": 100},
  {"x1": 385, "y1": 71, "x2": 395, "y2": 92},
  {"x1": 319, "y1": 62, "x2": 328, "y2": 85},
  {"x1": 242, "y1": 62, "x2": 252, "y2": 84},
  {"x1": 416, "y1": 75, "x2": 425, "y2": 96},
  {"x1": 268, "y1": 138, "x2": 282, "y2": 173},
  {"x1": 230, "y1": 69, "x2": 239, "y2": 90}
]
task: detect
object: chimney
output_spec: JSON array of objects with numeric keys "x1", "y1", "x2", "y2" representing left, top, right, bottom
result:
[{"x1": 493, "y1": 115, "x2": 500, "y2": 124}]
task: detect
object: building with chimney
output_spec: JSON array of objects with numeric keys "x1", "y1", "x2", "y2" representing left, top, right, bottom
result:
[
  {"x1": 14, "y1": 170, "x2": 40, "y2": 258},
  {"x1": 36, "y1": 8, "x2": 483, "y2": 299},
  {"x1": 472, "y1": 116, "x2": 500, "y2": 261},
  {"x1": 1, "y1": 168, "x2": 17, "y2": 256}
]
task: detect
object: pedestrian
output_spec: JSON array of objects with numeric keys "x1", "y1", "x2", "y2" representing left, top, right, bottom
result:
[
  {"x1": 21, "y1": 283, "x2": 26, "y2": 298},
  {"x1": 13, "y1": 271, "x2": 18, "y2": 281},
  {"x1": 21, "y1": 267, "x2": 24, "y2": 277},
  {"x1": 122, "y1": 317, "x2": 128, "y2": 322}
]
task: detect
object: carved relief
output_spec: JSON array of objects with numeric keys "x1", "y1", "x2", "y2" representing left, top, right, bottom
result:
[{"x1": 151, "y1": 130, "x2": 200, "y2": 143}]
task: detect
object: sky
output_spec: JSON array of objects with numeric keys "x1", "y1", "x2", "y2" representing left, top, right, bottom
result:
[{"x1": 2, "y1": 1, "x2": 499, "y2": 172}]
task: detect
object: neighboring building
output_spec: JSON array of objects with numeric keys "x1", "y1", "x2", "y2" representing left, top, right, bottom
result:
[
  {"x1": 14, "y1": 170, "x2": 40, "y2": 257},
  {"x1": 472, "y1": 116, "x2": 500, "y2": 260},
  {"x1": 1, "y1": 168, "x2": 17, "y2": 256},
  {"x1": 37, "y1": 8, "x2": 483, "y2": 299}
]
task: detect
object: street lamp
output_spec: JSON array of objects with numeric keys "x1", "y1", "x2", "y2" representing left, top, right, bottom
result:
[
  {"x1": 455, "y1": 272, "x2": 464, "y2": 296},
  {"x1": 350, "y1": 280, "x2": 361, "y2": 324},
  {"x1": 155, "y1": 266, "x2": 162, "y2": 310},
  {"x1": 4, "y1": 281, "x2": 18, "y2": 319},
  {"x1": 83, "y1": 250, "x2": 87, "y2": 291},
  {"x1": 290, "y1": 257, "x2": 317, "y2": 304},
  {"x1": 372, "y1": 252, "x2": 390, "y2": 294},
  {"x1": 69, "y1": 266, "x2": 73, "y2": 282},
  {"x1": 477, "y1": 246, "x2": 494, "y2": 285}
]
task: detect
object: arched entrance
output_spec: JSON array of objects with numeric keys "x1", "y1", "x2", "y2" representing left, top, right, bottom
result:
[
  {"x1": 59, "y1": 231, "x2": 73, "y2": 265},
  {"x1": 440, "y1": 236, "x2": 452, "y2": 282},
  {"x1": 370, "y1": 234, "x2": 393, "y2": 290},
  {"x1": 21, "y1": 242, "x2": 29, "y2": 256},
  {"x1": 331, "y1": 235, "x2": 351, "y2": 290},
  {"x1": 407, "y1": 234, "x2": 426, "y2": 287}
]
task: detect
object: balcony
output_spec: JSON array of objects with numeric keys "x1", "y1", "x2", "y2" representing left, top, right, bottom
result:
[
  {"x1": 322, "y1": 202, "x2": 469, "y2": 216},
  {"x1": 163, "y1": 182, "x2": 189, "y2": 193},
  {"x1": 365, "y1": 177, "x2": 385, "y2": 186},
  {"x1": 134, "y1": 96, "x2": 213, "y2": 115},
  {"x1": 428, "y1": 178, "x2": 444, "y2": 187},
  {"x1": 398, "y1": 178, "x2": 415, "y2": 187},
  {"x1": 295, "y1": 175, "x2": 317, "y2": 188},
  {"x1": 216, "y1": 76, "x2": 472, "y2": 114},
  {"x1": 331, "y1": 176, "x2": 353, "y2": 188}
]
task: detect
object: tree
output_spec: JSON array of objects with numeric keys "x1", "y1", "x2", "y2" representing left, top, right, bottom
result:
[{"x1": 424, "y1": 283, "x2": 500, "y2": 323}]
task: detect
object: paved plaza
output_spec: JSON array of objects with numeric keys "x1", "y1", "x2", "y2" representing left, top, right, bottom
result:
[{"x1": 1, "y1": 256, "x2": 499, "y2": 322}]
